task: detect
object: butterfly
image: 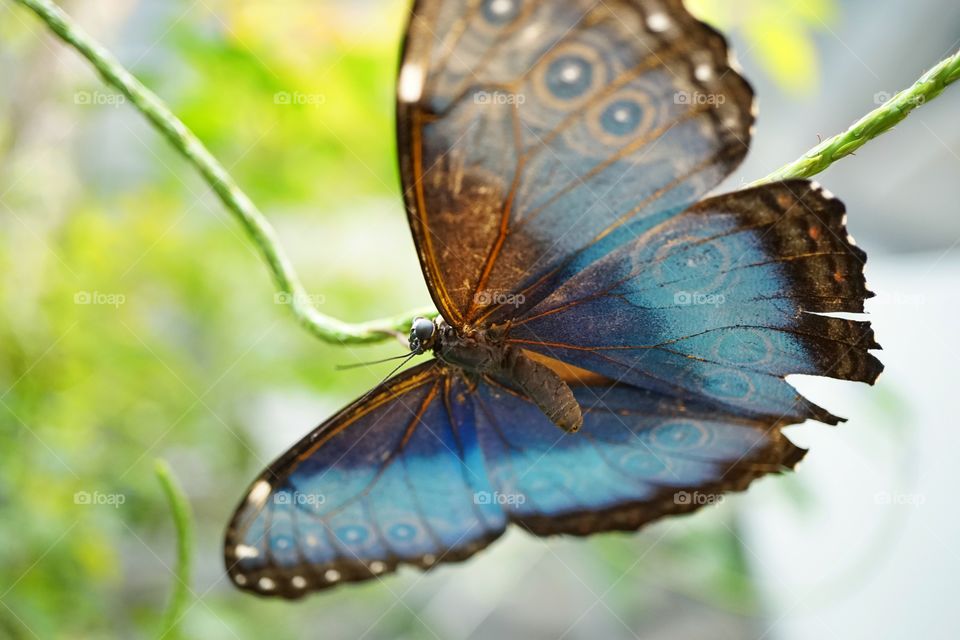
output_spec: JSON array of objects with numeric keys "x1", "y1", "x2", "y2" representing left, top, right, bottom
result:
[{"x1": 224, "y1": 0, "x2": 882, "y2": 598}]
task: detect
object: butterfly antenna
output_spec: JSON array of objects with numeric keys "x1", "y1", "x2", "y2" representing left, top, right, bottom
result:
[
  {"x1": 347, "y1": 351, "x2": 418, "y2": 407},
  {"x1": 375, "y1": 352, "x2": 417, "y2": 387},
  {"x1": 335, "y1": 352, "x2": 415, "y2": 371}
]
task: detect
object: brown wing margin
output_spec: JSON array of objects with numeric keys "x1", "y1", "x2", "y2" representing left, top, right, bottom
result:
[
  {"x1": 516, "y1": 448, "x2": 806, "y2": 537},
  {"x1": 395, "y1": 0, "x2": 463, "y2": 325}
]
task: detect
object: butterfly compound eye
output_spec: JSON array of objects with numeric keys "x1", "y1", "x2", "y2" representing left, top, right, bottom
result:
[
  {"x1": 409, "y1": 317, "x2": 435, "y2": 353},
  {"x1": 414, "y1": 317, "x2": 435, "y2": 342}
]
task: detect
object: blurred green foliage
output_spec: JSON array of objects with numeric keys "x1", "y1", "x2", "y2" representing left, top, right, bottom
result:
[
  {"x1": 0, "y1": 1, "x2": 838, "y2": 637},
  {"x1": 689, "y1": 0, "x2": 837, "y2": 95}
]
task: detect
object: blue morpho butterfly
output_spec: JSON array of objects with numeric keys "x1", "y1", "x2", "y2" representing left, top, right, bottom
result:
[{"x1": 225, "y1": 0, "x2": 882, "y2": 598}]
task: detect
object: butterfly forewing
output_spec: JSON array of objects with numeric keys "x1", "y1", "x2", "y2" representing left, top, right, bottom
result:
[
  {"x1": 224, "y1": 362, "x2": 506, "y2": 598},
  {"x1": 397, "y1": 0, "x2": 754, "y2": 326}
]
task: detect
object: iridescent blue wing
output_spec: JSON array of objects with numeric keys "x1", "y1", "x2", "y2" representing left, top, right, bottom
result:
[
  {"x1": 505, "y1": 181, "x2": 883, "y2": 425},
  {"x1": 472, "y1": 375, "x2": 805, "y2": 535},
  {"x1": 224, "y1": 362, "x2": 505, "y2": 599},
  {"x1": 225, "y1": 361, "x2": 804, "y2": 599},
  {"x1": 397, "y1": 0, "x2": 754, "y2": 327}
]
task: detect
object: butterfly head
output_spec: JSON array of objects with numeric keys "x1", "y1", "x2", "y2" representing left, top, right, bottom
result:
[{"x1": 409, "y1": 317, "x2": 438, "y2": 354}]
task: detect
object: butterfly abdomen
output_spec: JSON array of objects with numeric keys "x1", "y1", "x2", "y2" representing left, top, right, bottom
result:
[
  {"x1": 501, "y1": 349, "x2": 583, "y2": 433},
  {"x1": 436, "y1": 324, "x2": 582, "y2": 432}
]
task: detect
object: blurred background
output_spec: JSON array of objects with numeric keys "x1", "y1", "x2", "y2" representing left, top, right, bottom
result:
[{"x1": 0, "y1": 0, "x2": 958, "y2": 638}]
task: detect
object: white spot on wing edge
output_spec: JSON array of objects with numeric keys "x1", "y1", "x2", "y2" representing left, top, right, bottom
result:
[
  {"x1": 727, "y1": 50, "x2": 746, "y2": 75},
  {"x1": 369, "y1": 561, "x2": 386, "y2": 574},
  {"x1": 324, "y1": 569, "x2": 341, "y2": 582},
  {"x1": 646, "y1": 12, "x2": 671, "y2": 33},
  {"x1": 811, "y1": 181, "x2": 838, "y2": 201},
  {"x1": 258, "y1": 577, "x2": 276, "y2": 591},
  {"x1": 247, "y1": 480, "x2": 272, "y2": 508},
  {"x1": 291, "y1": 575, "x2": 307, "y2": 589},
  {"x1": 234, "y1": 574, "x2": 248, "y2": 586},
  {"x1": 234, "y1": 544, "x2": 259, "y2": 559},
  {"x1": 398, "y1": 64, "x2": 425, "y2": 103}
]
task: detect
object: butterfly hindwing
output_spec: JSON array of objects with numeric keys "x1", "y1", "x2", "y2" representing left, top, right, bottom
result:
[
  {"x1": 504, "y1": 180, "x2": 883, "y2": 424},
  {"x1": 473, "y1": 376, "x2": 805, "y2": 535},
  {"x1": 226, "y1": 362, "x2": 803, "y2": 598},
  {"x1": 398, "y1": 0, "x2": 754, "y2": 326}
]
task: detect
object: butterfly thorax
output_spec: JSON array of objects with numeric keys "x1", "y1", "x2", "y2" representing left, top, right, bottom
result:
[
  {"x1": 411, "y1": 317, "x2": 583, "y2": 433},
  {"x1": 432, "y1": 320, "x2": 504, "y2": 373}
]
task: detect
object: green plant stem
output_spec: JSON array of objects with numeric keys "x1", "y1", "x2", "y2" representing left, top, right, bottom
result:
[
  {"x1": 13, "y1": 0, "x2": 428, "y2": 345},
  {"x1": 154, "y1": 459, "x2": 194, "y2": 640},
  {"x1": 12, "y1": 0, "x2": 960, "y2": 342},
  {"x1": 753, "y1": 48, "x2": 960, "y2": 185}
]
